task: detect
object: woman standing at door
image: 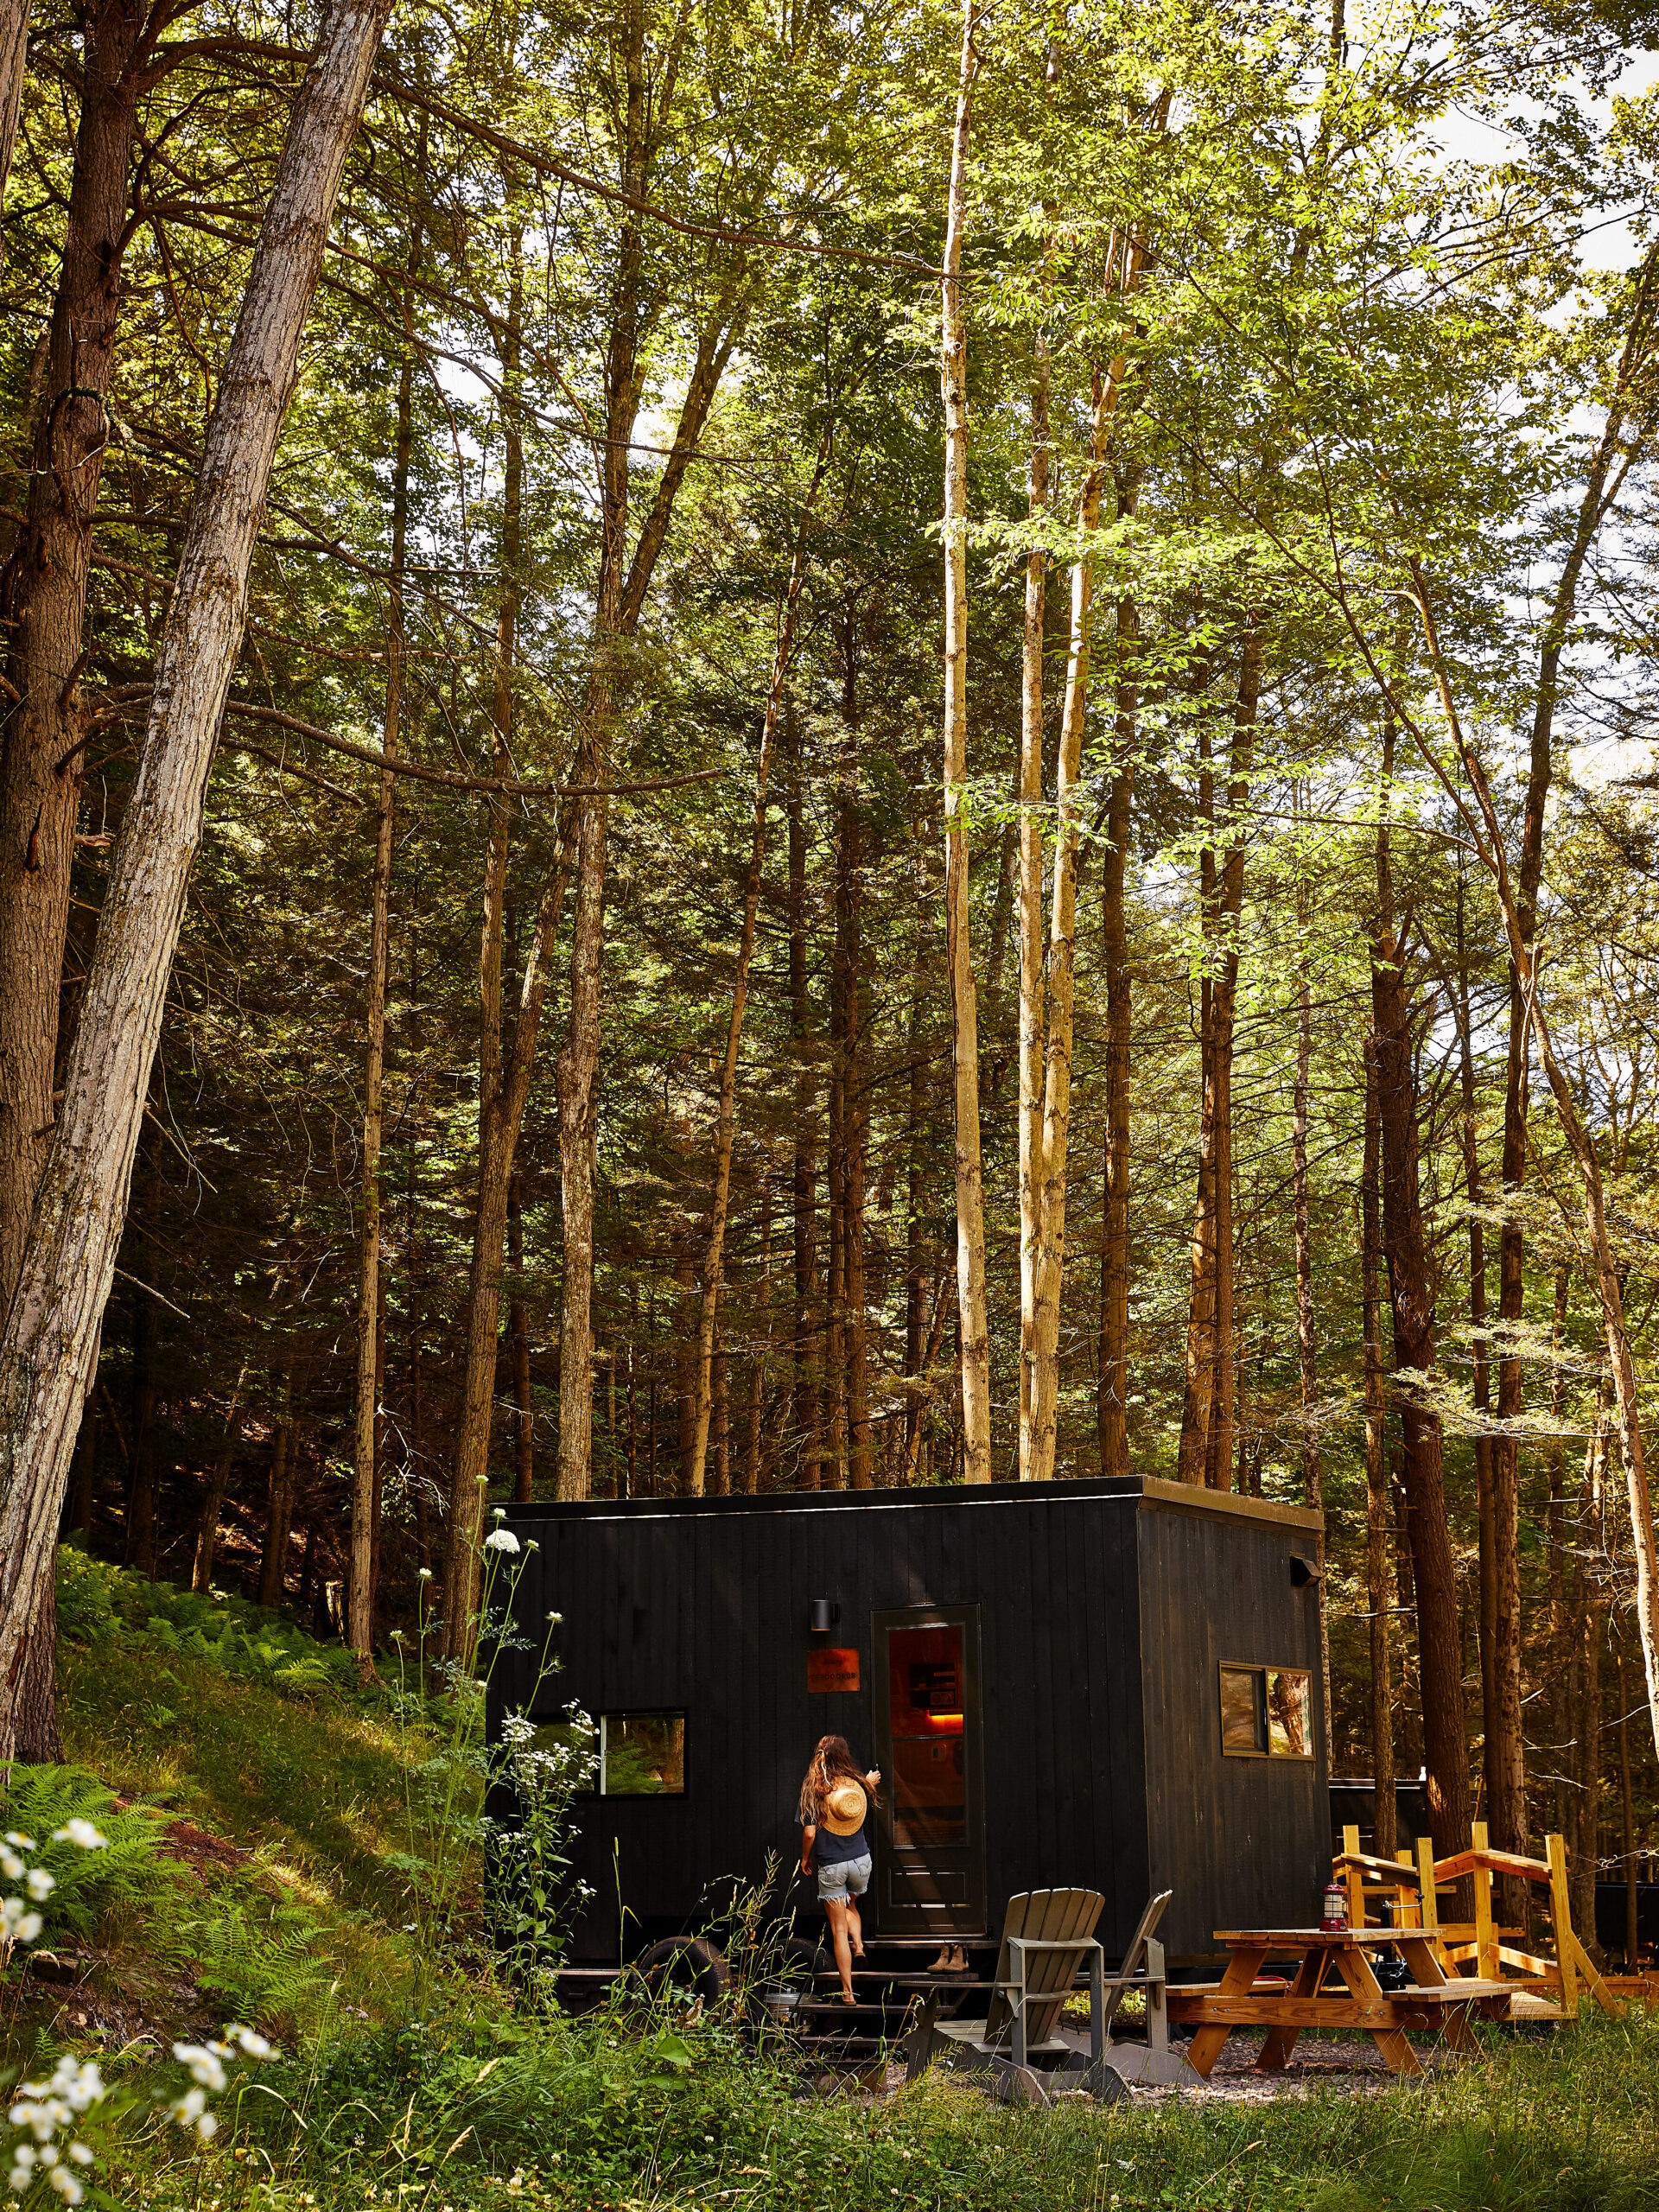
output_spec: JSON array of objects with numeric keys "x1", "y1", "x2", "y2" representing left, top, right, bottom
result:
[{"x1": 798, "y1": 1735, "x2": 881, "y2": 2004}]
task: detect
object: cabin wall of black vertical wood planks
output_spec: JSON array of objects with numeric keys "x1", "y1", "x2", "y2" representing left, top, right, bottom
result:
[{"x1": 490, "y1": 1476, "x2": 1328, "y2": 1965}]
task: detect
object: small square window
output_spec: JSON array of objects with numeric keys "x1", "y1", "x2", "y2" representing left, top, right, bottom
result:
[
  {"x1": 599, "y1": 1712, "x2": 686, "y2": 1796},
  {"x1": 1219, "y1": 1664, "x2": 1313, "y2": 1760}
]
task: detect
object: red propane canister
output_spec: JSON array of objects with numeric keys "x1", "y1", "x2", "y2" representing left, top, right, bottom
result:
[{"x1": 1320, "y1": 1880, "x2": 1349, "y2": 1933}]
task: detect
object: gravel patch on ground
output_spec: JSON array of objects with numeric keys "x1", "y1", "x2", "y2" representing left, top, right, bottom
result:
[{"x1": 1136, "y1": 2033, "x2": 1454, "y2": 2102}]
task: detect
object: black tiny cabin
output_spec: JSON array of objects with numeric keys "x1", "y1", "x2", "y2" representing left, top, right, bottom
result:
[{"x1": 491, "y1": 1474, "x2": 1329, "y2": 1966}]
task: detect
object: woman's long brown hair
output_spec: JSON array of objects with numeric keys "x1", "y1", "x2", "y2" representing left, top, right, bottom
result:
[{"x1": 798, "y1": 1733, "x2": 881, "y2": 1823}]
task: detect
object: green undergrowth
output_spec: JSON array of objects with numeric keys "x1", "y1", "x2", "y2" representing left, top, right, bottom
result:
[
  {"x1": 86, "y1": 2003, "x2": 1659, "y2": 2212},
  {"x1": 13, "y1": 1558, "x2": 1658, "y2": 2212}
]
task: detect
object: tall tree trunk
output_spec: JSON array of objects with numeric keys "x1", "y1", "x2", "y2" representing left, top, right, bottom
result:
[
  {"x1": 786, "y1": 700, "x2": 822, "y2": 1491},
  {"x1": 1178, "y1": 711, "x2": 1217, "y2": 1485},
  {"x1": 348, "y1": 186, "x2": 419, "y2": 1668},
  {"x1": 1203, "y1": 628, "x2": 1257, "y2": 1492},
  {"x1": 1016, "y1": 330, "x2": 1049, "y2": 1479},
  {"x1": 684, "y1": 476, "x2": 819, "y2": 1491},
  {"x1": 258, "y1": 1363, "x2": 296, "y2": 1608},
  {"x1": 1027, "y1": 364, "x2": 1108, "y2": 1484},
  {"x1": 743, "y1": 1172, "x2": 771, "y2": 1494},
  {"x1": 1363, "y1": 1030, "x2": 1396, "y2": 1856},
  {"x1": 0, "y1": 0, "x2": 30, "y2": 241},
  {"x1": 508, "y1": 1172, "x2": 533, "y2": 1503},
  {"x1": 1291, "y1": 804, "x2": 1330, "y2": 1737},
  {"x1": 905, "y1": 828, "x2": 930, "y2": 1479},
  {"x1": 1097, "y1": 582, "x2": 1136, "y2": 1478},
  {"x1": 1618, "y1": 1650, "x2": 1639, "y2": 1965},
  {"x1": 1548, "y1": 1267, "x2": 1570, "y2": 1836},
  {"x1": 836, "y1": 616, "x2": 871, "y2": 1490},
  {"x1": 124, "y1": 1149, "x2": 158, "y2": 1575},
  {"x1": 0, "y1": 0, "x2": 144, "y2": 1307},
  {"x1": 191, "y1": 1365, "x2": 246, "y2": 1593},
  {"x1": 0, "y1": 0, "x2": 394, "y2": 1756},
  {"x1": 1370, "y1": 765, "x2": 1470, "y2": 1861},
  {"x1": 1573, "y1": 1404, "x2": 1608, "y2": 1942},
  {"x1": 939, "y1": 0, "x2": 989, "y2": 1483}
]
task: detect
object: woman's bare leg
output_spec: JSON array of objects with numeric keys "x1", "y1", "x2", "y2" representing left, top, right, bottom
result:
[
  {"x1": 824, "y1": 1897, "x2": 855, "y2": 2000},
  {"x1": 847, "y1": 1897, "x2": 865, "y2": 1960}
]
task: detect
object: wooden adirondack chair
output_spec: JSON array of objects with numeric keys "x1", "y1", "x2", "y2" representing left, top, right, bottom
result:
[{"x1": 904, "y1": 1888, "x2": 1192, "y2": 2102}]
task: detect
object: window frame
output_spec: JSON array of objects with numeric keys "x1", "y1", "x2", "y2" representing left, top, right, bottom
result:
[
  {"x1": 1217, "y1": 1661, "x2": 1315, "y2": 1763},
  {"x1": 583, "y1": 1708, "x2": 689, "y2": 1799}
]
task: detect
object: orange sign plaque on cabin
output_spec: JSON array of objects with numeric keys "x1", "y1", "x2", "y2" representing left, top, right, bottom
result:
[{"x1": 807, "y1": 1647, "x2": 861, "y2": 1694}]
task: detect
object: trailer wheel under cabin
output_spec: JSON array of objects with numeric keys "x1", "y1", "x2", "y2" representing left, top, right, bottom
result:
[{"x1": 490, "y1": 1476, "x2": 1329, "y2": 1971}]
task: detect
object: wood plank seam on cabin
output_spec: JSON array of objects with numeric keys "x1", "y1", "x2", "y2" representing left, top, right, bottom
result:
[{"x1": 1107, "y1": 1492, "x2": 1150, "y2": 1959}]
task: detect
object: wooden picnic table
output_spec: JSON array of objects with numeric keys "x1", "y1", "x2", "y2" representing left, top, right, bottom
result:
[{"x1": 1166, "y1": 1928, "x2": 1514, "y2": 2079}]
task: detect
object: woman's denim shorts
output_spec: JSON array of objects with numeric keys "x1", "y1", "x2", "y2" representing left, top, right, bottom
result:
[{"x1": 817, "y1": 1853, "x2": 872, "y2": 1903}]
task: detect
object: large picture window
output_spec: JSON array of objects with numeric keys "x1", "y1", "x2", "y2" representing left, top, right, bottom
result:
[{"x1": 1218, "y1": 1664, "x2": 1313, "y2": 1760}]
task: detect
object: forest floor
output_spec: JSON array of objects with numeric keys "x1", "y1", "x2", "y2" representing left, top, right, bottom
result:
[{"x1": 3, "y1": 1554, "x2": 1657, "y2": 2212}]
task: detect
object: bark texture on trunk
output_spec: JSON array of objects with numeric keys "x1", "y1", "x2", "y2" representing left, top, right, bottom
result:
[
  {"x1": 1291, "y1": 817, "x2": 1330, "y2": 1738},
  {"x1": 1096, "y1": 583, "x2": 1136, "y2": 1478},
  {"x1": 0, "y1": 0, "x2": 143, "y2": 1309},
  {"x1": 940, "y1": 0, "x2": 989, "y2": 1481},
  {"x1": 0, "y1": 0, "x2": 394, "y2": 1757},
  {"x1": 1016, "y1": 332, "x2": 1048, "y2": 1479},
  {"x1": 0, "y1": 0, "x2": 30, "y2": 238},
  {"x1": 1363, "y1": 1030, "x2": 1396, "y2": 1857}
]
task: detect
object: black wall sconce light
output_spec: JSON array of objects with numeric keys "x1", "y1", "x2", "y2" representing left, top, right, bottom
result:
[
  {"x1": 1289, "y1": 1554, "x2": 1321, "y2": 1588},
  {"x1": 808, "y1": 1599, "x2": 841, "y2": 1634}
]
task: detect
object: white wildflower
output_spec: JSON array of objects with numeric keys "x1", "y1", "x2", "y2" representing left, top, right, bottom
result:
[
  {"x1": 67, "y1": 2144, "x2": 94, "y2": 2166},
  {"x1": 3, "y1": 1898, "x2": 44, "y2": 1942},
  {"x1": 26, "y1": 1866, "x2": 57, "y2": 1900},
  {"x1": 51, "y1": 1820, "x2": 108, "y2": 1852},
  {"x1": 484, "y1": 1529, "x2": 520, "y2": 1554},
  {"x1": 524, "y1": 1540, "x2": 539, "y2": 1554},
  {"x1": 1, "y1": 1848, "x2": 22, "y2": 1880},
  {"x1": 226, "y1": 2024, "x2": 274, "y2": 2061},
  {"x1": 168, "y1": 2087, "x2": 207, "y2": 2131},
  {"x1": 47, "y1": 2165, "x2": 84, "y2": 2202},
  {"x1": 172, "y1": 2044, "x2": 228, "y2": 2094},
  {"x1": 418, "y1": 1567, "x2": 434, "y2": 1581},
  {"x1": 492, "y1": 1506, "x2": 507, "y2": 1521},
  {"x1": 546, "y1": 1610, "x2": 563, "y2": 1625},
  {"x1": 4, "y1": 1832, "x2": 35, "y2": 1850}
]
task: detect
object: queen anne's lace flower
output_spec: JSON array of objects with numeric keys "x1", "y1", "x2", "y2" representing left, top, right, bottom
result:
[
  {"x1": 51, "y1": 1821, "x2": 108, "y2": 1852},
  {"x1": 3, "y1": 1897, "x2": 43, "y2": 1942},
  {"x1": 172, "y1": 2043, "x2": 230, "y2": 2094},
  {"x1": 484, "y1": 1529, "x2": 521, "y2": 1554}
]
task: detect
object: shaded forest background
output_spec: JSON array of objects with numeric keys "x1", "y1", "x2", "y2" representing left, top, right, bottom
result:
[{"x1": 5, "y1": 0, "x2": 1659, "y2": 1929}]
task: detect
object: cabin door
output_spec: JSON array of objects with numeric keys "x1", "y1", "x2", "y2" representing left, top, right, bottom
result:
[{"x1": 871, "y1": 1606, "x2": 987, "y2": 1937}]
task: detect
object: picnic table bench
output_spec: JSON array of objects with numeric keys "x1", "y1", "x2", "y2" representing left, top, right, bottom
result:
[{"x1": 1166, "y1": 1928, "x2": 1514, "y2": 2078}]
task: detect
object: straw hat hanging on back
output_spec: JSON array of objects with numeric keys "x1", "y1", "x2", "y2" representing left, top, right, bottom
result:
[{"x1": 821, "y1": 1778, "x2": 868, "y2": 1836}]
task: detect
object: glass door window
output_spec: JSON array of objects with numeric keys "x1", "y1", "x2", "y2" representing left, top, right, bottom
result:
[{"x1": 888, "y1": 1625, "x2": 966, "y2": 1851}]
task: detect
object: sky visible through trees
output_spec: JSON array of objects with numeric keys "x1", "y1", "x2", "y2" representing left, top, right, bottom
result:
[{"x1": 2, "y1": 0, "x2": 1659, "y2": 1907}]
